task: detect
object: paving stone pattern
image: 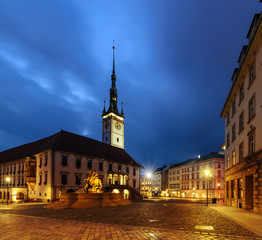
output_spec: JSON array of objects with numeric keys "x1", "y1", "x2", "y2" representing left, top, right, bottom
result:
[{"x1": 0, "y1": 200, "x2": 261, "y2": 240}]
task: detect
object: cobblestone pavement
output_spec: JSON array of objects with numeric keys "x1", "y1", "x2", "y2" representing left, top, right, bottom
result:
[{"x1": 0, "y1": 199, "x2": 261, "y2": 240}]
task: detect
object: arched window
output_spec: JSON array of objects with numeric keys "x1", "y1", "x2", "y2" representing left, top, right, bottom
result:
[
  {"x1": 124, "y1": 175, "x2": 128, "y2": 185},
  {"x1": 113, "y1": 174, "x2": 118, "y2": 185},
  {"x1": 108, "y1": 174, "x2": 112, "y2": 185},
  {"x1": 16, "y1": 192, "x2": 24, "y2": 200},
  {"x1": 0, "y1": 191, "x2": 2, "y2": 199}
]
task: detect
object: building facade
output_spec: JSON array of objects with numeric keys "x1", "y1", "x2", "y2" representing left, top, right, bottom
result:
[
  {"x1": 168, "y1": 163, "x2": 183, "y2": 197},
  {"x1": 0, "y1": 46, "x2": 142, "y2": 203},
  {"x1": 180, "y1": 153, "x2": 224, "y2": 200},
  {"x1": 221, "y1": 13, "x2": 262, "y2": 213},
  {"x1": 140, "y1": 176, "x2": 152, "y2": 198}
]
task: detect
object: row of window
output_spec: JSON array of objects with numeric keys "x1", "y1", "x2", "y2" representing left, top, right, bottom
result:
[
  {"x1": 0, "y1": 177, "x2": 25, "y2": 186},
  {"x1": 38, "y1": 172, "x2": 48, "y2": 185},
  {"x1": 39, "y1": 154, "x2": 48, "y2": 168},
  {"x1": 0, "y1": 164, "x2": 25, "y2": 175},
  {"x1": 61, "y1": 155, "x2": 137, "y2": 176},
  {"x1": 226, "y1": 95, "x2": 255, "y2": 147},
  {"x1": 61, "y1": 173, "x2": 84, "y2": 186},
  {"x1": 226, "y1": 61, "x2": 256, "y2": 125},
  {"x1": 226, "y1": 179, "x2": 243, "y2": 199},
  {"x1": 170, "y1": 176, "x2": 180, "y2": 181},
  {"x1": 181, "y1": 181, "x2": 213, "y2": 190},
  {"x1": 226, "y1": 131, "x2": 255, "y2": 169}
]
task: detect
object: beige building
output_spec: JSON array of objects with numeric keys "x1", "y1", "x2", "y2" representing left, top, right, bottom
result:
[
  {"x1": 167, "y1": 153, "x2": 224, "y2": 200},
  {"x1": 140, "y1": 176, "x2": 152, "y2": 198},
  {"x1": 168, "y1": 163, "x2": 183, "y2": 197},
  {"x1": 180, "y1": 153, "x2": 225, "y2": 200},
  {"x1": 221, "y1": 12, "x2": 262, "y2": 213}
]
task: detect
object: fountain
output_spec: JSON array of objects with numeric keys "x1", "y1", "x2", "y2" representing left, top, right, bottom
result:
[{"x1": 45, "y1": 170, "x2": 131, "y2": 209}]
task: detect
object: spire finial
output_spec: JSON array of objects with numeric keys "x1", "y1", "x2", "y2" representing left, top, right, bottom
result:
[
  {"x1": 102, "y1": 98, "x2": 106, "y2": 115},
  {"x1": 112, "y1": 40, "x2": 115, "y2": 74}
]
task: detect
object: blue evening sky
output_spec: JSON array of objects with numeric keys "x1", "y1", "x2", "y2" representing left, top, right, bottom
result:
[{"x1": 0, "y1": 0, "x2": 261, "y2": 171}]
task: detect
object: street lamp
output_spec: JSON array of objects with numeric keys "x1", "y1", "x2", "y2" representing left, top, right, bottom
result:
[
  {"x1": 6, "y1": 177, "x2": 10, "y2": 205},
  {"x1": 205, "y1": 170, "x2": 210, "y2": 206},
  {"x1": 217, "y1": 183, "x2": 220, "y2": 201}
]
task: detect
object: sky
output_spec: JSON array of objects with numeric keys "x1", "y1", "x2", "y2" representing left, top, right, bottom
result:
[{"x1": 0, "y1": 0, "x2": 261, "y2": 171}]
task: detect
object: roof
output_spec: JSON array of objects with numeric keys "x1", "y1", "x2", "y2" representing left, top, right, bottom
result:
[
  {"x1": 183, "y1": 152, "x2": 224, "y2": 165},
  {"x1": 220, "y1": 13, "x2": 262, "y2": 117},
  {"x1": 153, "y1": 165, "x2": 167, "y2": 173},
  {"x1": 0, "y1": 130, "x2": 141, "y2": 167}
]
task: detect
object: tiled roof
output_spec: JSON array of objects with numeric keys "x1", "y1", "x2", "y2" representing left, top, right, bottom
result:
[
  {"x1": 183, "y1": 152, "x2": 224, "y2": 165},
  {"x1": 0, "y1": 130, "x2": 141, "y2": 167}
]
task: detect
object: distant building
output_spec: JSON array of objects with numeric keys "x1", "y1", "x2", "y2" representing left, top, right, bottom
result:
[
  {"x1": 151, "y1": 165, "x2": 169, "y2": 197},
  {"x1": 179, "y1": 153, "x2": 225, "y2": 199},
  {"x1": 168, "y1": 163, "x2": 184, "y2": 197},
  {"x1": 220, "y1": 12, "x2": 262, "y2": 213},
  {"x1": 0, "y1": 46, "x2": 142, "y2": 203},
  {"x1": 140, "y1": 175, "x2": 152, "y2": 198}
]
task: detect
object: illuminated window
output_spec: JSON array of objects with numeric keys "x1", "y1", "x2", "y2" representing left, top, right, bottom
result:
[
  {"x1": 232, "y1": 150, "x2": 236, "y2": 166},
  {"x1": 227, "y1": 155, "x2": 230, "y2": 169},
  {"x1": 238, "y1": 179, "x2": 243, "y2": 199}
]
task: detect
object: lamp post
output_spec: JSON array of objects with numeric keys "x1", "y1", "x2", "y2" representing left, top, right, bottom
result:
[
  {"x1": 205, "y1": 170, "x2": 210, "y2": 206},
  {"x1": 6, "y1": 177, "x2": 10, "y2": 205},
  {"x1": 217, "y1": 183, "x2": 220, "y2": 201}
]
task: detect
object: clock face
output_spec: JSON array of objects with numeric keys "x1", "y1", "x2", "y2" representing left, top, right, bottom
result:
[
  {"x1": 114, "y1": 122, "x2": 121, "y2": 130},
  {"x1": 105, "y1": 121, "x2": 109, "y2": 129}
]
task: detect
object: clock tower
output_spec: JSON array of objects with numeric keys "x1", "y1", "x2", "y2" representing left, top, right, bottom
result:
[{"x1": 102, "y1": 45, "x2": 125, "y2": 149}]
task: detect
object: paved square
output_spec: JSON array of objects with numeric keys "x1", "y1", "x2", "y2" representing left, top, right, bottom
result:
[{"x1": 0, "y1": 199, "x2": 261, "y2": 240}]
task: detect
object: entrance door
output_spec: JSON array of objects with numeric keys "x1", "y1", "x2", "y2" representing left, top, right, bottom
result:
[{"x1": 245, "y1": 175, "x2": 253, "y2": 209}]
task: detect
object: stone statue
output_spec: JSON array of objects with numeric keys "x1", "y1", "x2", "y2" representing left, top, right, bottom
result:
[{"x1": 83, "y1": 170, "x2": 103, "y2": 193}]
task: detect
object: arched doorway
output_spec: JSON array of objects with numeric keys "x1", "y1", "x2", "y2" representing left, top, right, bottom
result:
[
  {"x1": 124, "y1": 189, "x2": 129, "y2": 199},
  {"x1": 16, "y1": 192, "x2": 24, "y2": 200},
  {"x1": 112, "y1": 189, "x2": 119, "y2": 194}
]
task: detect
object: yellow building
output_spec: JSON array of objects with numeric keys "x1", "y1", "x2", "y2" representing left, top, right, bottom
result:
[{"x1": 220, "y1": 12, "x2": 262, "y2": 213}]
